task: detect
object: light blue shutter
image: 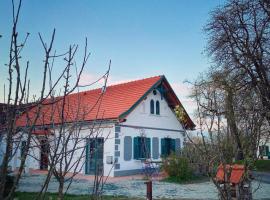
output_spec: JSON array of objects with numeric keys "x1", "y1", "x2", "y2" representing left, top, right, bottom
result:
[
  {"x1": 152, "y1": 137, "x2": 159, "y2": 159},
  {"x1": 124, "y1": 136, "x2": 132, "y2": 161}
]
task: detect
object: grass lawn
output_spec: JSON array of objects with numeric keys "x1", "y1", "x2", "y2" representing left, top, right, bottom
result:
[
  {"x1": 15, "y1": 192, "x2": 139, "y2": 200},
  {"x1": 255, "y1": 160, "x2": 270, "y2": 172}
]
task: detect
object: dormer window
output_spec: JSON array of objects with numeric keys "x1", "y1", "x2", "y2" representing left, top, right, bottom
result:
[
  {"x1": 150, "y1": 99, "x2": 155, "y2": 114},
  {"x1": 156, "y1": 101, "x2": 160, "y2": 115}
]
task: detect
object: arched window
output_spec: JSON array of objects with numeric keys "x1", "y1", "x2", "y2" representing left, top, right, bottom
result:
[
  {"x1": 150, "y1": 99, "x2": 154, "y2": 114},
  {"x1": 156, "y1": 101, "x2": 160, "y2": 115}
]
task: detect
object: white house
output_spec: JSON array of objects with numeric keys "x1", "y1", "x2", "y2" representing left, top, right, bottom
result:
[{"x1": 5, "y1": 75, "x2": 195, "y2": 177}]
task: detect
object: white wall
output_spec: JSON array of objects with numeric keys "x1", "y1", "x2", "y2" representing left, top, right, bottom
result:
[
  {"x1": 1, "y1": 133, "x2": 41, "y2": 172},
  {"x1": 5, "y1": 124, "x2": 115, "y2": 177},
  {"x1": 124, "y1": 89, "x2": 184, "y2": 130},
  {"x1": 52, "y1": 124, "x2": 115, "y2": 177},
  {"x1": 116, "y1": 89, "x2": 185, "y2": 173},
  {"x1": 5, "y1": 89, "x2": 186, "y2": 177}
]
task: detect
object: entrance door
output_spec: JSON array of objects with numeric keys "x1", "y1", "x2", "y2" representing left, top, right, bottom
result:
[
  {"x1": 85, "y1": 138, "x2": 104, "y2": 175},
  {"x1": 40, "y1": 139, "x2": 49, "y2": 170}
]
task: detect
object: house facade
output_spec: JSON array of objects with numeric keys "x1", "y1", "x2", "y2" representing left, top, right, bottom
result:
[
  {"x1": 258, "y1": 137, "x2": 270, "y2": 160},
  {"x1": 3, "y1": 75, "x2": 195, "y2": 177}
]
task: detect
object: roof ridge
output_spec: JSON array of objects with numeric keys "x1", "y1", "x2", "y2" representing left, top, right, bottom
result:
[
  {"x1": 45, "y1": 75, "x2": 163, "y2": 100},
  {"x1": 76, "y1": 75, "x2": 163, "y2": 95},
  {"x1": 29, "y1": 75, "x2": 163, "y2": 104},
  {"x1": 106, "y1": 75, "x2": 162, "y2": 88}
]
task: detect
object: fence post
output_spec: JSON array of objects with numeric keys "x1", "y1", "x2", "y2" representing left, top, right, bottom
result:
[{"x1": 144, "y1": 180, "x2": 152, "y2": 200}]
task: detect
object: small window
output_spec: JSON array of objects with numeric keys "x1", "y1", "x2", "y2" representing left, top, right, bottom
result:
[
  {"x1": 153, "y1": 90, "x2": 157, "y2": 95},
  {"x1": 133, "y1": 137, "x2": 151, "y2": 159},
  {"x1": 150, "y1": 100, "x2": 154, "y2": 114},
  {"x1": 21, "y1": 141, "x2": 27, "y2": 157},
  {"x1": 156, "y1": 101, "x2": 160, "y2": 115},
  {"x1": 259, "y1": 145, "x2": 269, "y2": 156},
  {"x1": 161, "y1": 138, "x2": 176, "y2": 157}
]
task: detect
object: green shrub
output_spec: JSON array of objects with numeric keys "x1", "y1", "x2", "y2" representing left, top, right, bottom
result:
[
  {"x1": 255, "y1": 160, "x2": 270, "y2": 172},
  {"x1": 234, "y1": 157, "x2": 255, "y2": 170},
  {"x1": 162, "y1": 153, "x2": 192, "y2": 182}
]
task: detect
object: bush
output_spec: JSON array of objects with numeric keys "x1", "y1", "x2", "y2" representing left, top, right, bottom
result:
[
  {"x1": 162, "y1": 153, "x2": 192, "y2": 182},
  {"x1": 255, "y1": 160, "x2": 270, "y2": 172}
]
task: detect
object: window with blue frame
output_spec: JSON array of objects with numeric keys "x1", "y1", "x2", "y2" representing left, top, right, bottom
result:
[
  {"x1": 161, "y1": 138, "x2": 176, "y2": 157},
  {"x1": 150, "y1": 100, "x2": 155, "y2": 114},
  {"x1": 156, "y1": 101, "x2": 160, "y2": 115},
  {"x1": 133, "y1": 137, "x2": 151, "y2": 159},
  {"x1": 259, "y1": 145, "x2": 269, "y2": 157}
]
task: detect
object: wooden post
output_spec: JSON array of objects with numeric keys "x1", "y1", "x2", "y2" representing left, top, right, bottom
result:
[{"x1": 144, "y1": 180, "x2": 152, "y2": 200}]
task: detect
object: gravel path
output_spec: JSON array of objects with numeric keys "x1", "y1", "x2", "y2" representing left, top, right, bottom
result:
[{"x1": 17, "y1": 174, "x2": 270, "y2": 199}]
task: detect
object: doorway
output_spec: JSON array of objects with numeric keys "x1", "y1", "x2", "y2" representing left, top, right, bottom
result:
[
  {"x1": 85, "y1": 138, "x2": 104, "y2": 175},
  {"x1": 40, "y1": 139, "x2": 49, "y2": 170}
]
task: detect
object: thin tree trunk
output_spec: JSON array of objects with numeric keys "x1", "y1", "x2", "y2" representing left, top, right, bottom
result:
[
  {"x1": 225, "y1": 88, "x2": 244, "y2": 161},
  {"x1": 57, "y1": 178, "x2": 64, "y2": 200}
]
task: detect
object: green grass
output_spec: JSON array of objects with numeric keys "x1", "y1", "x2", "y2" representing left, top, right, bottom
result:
[
  {"x1": 255, "y1": 160, "x2": 270, "y2": 172},
  {"x1": 234, "y1": 159, "x2": 270, "y2": 172},
  {"x1": 162, "y1": 175, "x2": 209, "y2": 184},
  {"x1": 14, "y1": 192, "x2": 137, "y2": 200}
]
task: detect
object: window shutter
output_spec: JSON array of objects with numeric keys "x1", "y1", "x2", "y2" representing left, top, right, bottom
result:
[
  {"x1": 133, "y1": 137, "x2": 139, "y2": 159},
  {"x1": 85, "y1": 140, "x2": 89, "y2": 174},
  {"x1": 124, "y1": 136, "x2": 132, "y2": 161},
  {"x1": 161, "y1": 138, "x2": 166, "y2": 156},
  {"x1": 21, "y1": 141, "x2": 27, "y2": 157},
  {"x1": 152, "y1": 137, "x2": 159, "y2": 159},
  {"x1": 146, "y1": 138, "x2": 151, "y2": 158},
  {"x1": 175, "y1": 138, "x2": 181, "y2": 150},
  {"x1": 266, "y1": 146, "x2": 269, "y2": 156},
  {"x1": 170, "y1": 139, "x2": 176, "y2": 153}
]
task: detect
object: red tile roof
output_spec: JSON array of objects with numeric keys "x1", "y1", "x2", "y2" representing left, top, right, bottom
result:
[{"x1": 16, "y1": 75, "x2": 195, "y2": 129}]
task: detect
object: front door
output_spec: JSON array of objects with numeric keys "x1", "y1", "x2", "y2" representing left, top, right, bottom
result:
[
  {"x1": 85, "y1": 138, "x2": 104, "y2": 175},
  {"x1": 40, "y1": 139, "x2": 49, "y2": 170}
]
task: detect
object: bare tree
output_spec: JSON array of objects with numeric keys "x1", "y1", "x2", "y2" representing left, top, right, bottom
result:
[
  {"x1": 187, "y1": 68, "x2": 268, "y2": 199},
  {"x1": 205, "y1": 0, "x2": 270, "y2": 123},
  {"x1": 0, "y1": 1, "x2": 112, "y2": 199}
]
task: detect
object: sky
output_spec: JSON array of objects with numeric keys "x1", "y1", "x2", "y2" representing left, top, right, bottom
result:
[{"x1": 0, "y1": 0, "x2": 224, "y2": 117}]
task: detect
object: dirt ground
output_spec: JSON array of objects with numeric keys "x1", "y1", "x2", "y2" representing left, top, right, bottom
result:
[{"x1": 17, "y1": 172, "x2": 270, "y2": 199}]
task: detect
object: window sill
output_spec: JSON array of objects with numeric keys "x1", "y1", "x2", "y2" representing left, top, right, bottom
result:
[{"x1": 149, "y1": 114, "x2": 161, "y2": 117}]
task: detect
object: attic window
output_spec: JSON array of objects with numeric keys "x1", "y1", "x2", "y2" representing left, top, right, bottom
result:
[
  {"x1": 156, "y1": 101, "x2": 160, "y2": 115},
  {"x1": 153, "y1": 90, "x2": 157, "y2": 95},
  {"x1": 150, "y1": 100, "x2": 154, "y2": 114}
]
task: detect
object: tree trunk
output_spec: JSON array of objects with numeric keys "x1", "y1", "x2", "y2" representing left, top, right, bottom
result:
[
  {"x1": 225, "y1": 88, "x2": 244, "y2": 161},
  {"x1": 57, "y1": 178, "x2": 64, "y2": 200}
]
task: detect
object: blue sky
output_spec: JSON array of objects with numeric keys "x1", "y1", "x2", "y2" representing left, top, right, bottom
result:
[{"x1": 0, "y1": 0, "x2": 224, "y2": 115}]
